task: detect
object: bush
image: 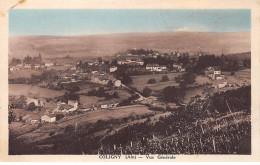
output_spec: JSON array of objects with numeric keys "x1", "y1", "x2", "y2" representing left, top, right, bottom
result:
[
  {"x1": 163, "y1": 86, "x2": 185, "y2": 103},
  {"x1": 122, "y1": 74, "x2": 133, "y2": 85},
  {"x1": 143, "y1": 87, "x2": 152, "y2": 97},
  {"x1": 148, "y1": 78, "x2": 156, "y2": 84},
  {"x1": 182, "y1": 72, "x2": 196, "y2": 84},
  {"x1": 27, "y1": 102, "x2": 36, "y2": 111}
]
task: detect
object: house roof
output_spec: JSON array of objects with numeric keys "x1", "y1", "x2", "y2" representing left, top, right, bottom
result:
[
  {"x1": 44, "y1": 101, "x2": 57, "y2": 109},
  {"x1": 68, "y1": 100, "x2": 78, "y2": 103},
  {"x1": 59, "y1": 104, "x2": 73, "y2": 110},
  {"x1": 22, "y1": 114, "x2": 32, "y2": 120},
  {"x1": 146, "y1": 64, "x2": 159, "y2": 67},
  {"x1": 42, "y1": 114, "x2": 56, "y2": 118}
]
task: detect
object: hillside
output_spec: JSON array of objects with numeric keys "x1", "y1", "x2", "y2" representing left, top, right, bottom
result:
[
  {"x1": 9, "y1": 86, "x2": 251, "y2": 155},
  {"x1": 9, "y1": 32, "x2": 250, "y2": 60}
]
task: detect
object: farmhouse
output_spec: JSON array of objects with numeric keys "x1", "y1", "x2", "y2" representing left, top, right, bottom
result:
[
  {"x1": 26, "y1": 97, "x2": 45, "y2": 107},
  {"x1": 41, "y1": 114, "x2": 56, "y2": 123},
  {"x1": 146, "y1": 64, "x2": 167, "y2": 72},
  {"x1": 59, "y1": 104, "x2": 74, "y2": 112},
  {"x1": 208, "y1": 68, "x2": 225, "y2": 80},
  {"x1": 100, "y1": 100, "x2": 119, "y2": 109}
]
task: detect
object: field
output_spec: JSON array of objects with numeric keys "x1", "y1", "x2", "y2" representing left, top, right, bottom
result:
[
  {"x1": 9, "y1": 105, "x2": 154, "y2": 145},
  {"x1": 9, "y1": 84, "x2": 65, "y2": 98},
  {"x1": 9, "y1": 32, "x2": 250, "y2": 60},
  {"x1": 79, "y1": 95, "x2": 102, "y2": 108},
  {"x1": 130, "y1": 73, "x2": 182, "y2": 92},
  {"x1": 9, "y1": 69, "x2": 43, "y2": 79}
]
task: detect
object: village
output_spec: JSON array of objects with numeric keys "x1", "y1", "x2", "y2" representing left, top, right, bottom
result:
[{"x1": 8, "y1": 49, "x2": 251, "y2": 126}]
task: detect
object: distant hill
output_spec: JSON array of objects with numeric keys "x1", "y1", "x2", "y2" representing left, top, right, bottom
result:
[
  {"x1": 9, "y1": 31, "x2": 250, "y2": 60},
  {"x1": 226, "y1": 52, "x2": 251, "y2": 60}
]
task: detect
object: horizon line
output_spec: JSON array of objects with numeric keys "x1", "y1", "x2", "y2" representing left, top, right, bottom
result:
[{"x1": 9, "y1": 30, "x2": 251, "y2": 37}]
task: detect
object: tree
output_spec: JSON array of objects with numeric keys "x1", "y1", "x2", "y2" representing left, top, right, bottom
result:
[
  {"x1": 122, "y1": 74, "x2": 132, "y2": 85},
  {"x1": 112, "y1": 92, "x2": 119, "y2": 98},
  {"x1": 107, "y1": 80, "x2": 113, "y2": 87},
  {"x1": 148, "y1": 78, "x2": 156, "y2": 84},
  {"x1": 104, "y1": 60, "x2": 110, "y2": 65},
  {"x1": 98, "y1": 57, "x2": 102, "y2": 64},
  {"x1": 17, "y1": 95, "x2": 27, "y2": 109},
  {"x1": 182, "y1": 72, "x2": 196, "y2": 84},
  {"x1": 162, "y1": 75, "x2": 169, "y2": 82},
  {"x1": 111, "y1": 59, "x2": 118, "y2": 66},
  {"x1": 143, "y1": 87, "x2": 152, "y2": 97},
  {"x1": 8, "y1": 111, "x2": 16, "y2": 124},
  {"x1": 97, "y1": 87, "x2": 106, "y2": 97},
  {"x1": 163, "y1": 86, "x2": 185, "y2": 103},
  {"x1": 10, "y1": 58, "x2": 22, "y2": 66},
  {"x1": 27, "y1": 102, "x2": 36, "y2": 111}
]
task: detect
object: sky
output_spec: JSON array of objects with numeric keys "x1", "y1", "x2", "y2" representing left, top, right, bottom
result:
[{"x1": 9, "y1": 9, "x2": 251, "y2": 36}]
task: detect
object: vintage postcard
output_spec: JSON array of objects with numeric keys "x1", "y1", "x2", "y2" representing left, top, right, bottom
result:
[{"x1": 0, "y1": 0, "x2": 260, "y2": 162}]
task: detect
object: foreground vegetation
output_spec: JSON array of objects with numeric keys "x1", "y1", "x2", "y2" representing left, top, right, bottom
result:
[{"x1": 9, "y1": 86, "x2": 250, "y2": 155}]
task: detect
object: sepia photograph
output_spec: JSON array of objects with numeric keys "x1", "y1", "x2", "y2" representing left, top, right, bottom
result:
[{"x1": 7, "y1": 8, "x2": 252, "y2": 156}]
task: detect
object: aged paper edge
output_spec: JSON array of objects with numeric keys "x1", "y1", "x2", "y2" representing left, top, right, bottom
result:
[{"x1": 0, "y1": 0, "x2": 259, "y2": 162}]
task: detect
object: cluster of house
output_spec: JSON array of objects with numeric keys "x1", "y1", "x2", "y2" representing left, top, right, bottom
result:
[
  {"x1": 9, "y1": 62, "x2": 56, "y2": 71},
  {"x1": 13, "y1": 97, "x2": 79, "y2": 124},
  {"x1": 172, "y1": 63, "x2": 186, "y2": 72},
  {"x1": 117, "y1": 55, "x2": 144, "y2": 66},
  {"x1": 92, "y1": 99, "x2": 120, "y2": 110},
  {"x1": 207, "y1": 67, "x2": 225, "y2": 80}
]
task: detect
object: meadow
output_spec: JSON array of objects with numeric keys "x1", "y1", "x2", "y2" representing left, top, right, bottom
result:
[
  {"x1": 9, "y1": 84, "x2": 65, "y2": 98},
  {"x1": 130, "y1": 73, "x2": 182, "y2": 92}
]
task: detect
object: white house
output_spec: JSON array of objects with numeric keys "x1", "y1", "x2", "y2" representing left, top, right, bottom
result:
[
  {"x1": 214, "y1": 70, "x2": 221, "y2": 75},
  {"x1": 70, "y1": 66, "x2": 77, "y2": 70},
  {"x1": 100, "y1": 100, "x2": 119, "y2": 109},
  {"x1": 24, "y1": 64, "x2": 32, "y2": 69},
  {"x1": 110, "y1": 66, "x2": 118, "y2": 72},
  {"x1": 146, "y1": 64, "x2": 166, "y2": 72},
  {"x1": 136, "y1": 60, "x2": 144, "y2": 65},
  {"x1": 34, "y1": 64, "x2": 40, "y2": 69},
  {"x1": 9, "y1": 67, "x2": 19, "y2": 71},
  {"x1": 26, "y1": 98, "x2": 39, "y2": 106},
  {"x1": 208, "y1": 68, "x2": 224, "y2": 80},
  {"x1": 68, "y1": 100, "x2": 78, "y2": 109},
  {"x1": 41, "y1": 114, "x2": 56, "y2": 123},
  {"x1": 45, "y1": 62, "x2": 54, "y2": 67}
]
